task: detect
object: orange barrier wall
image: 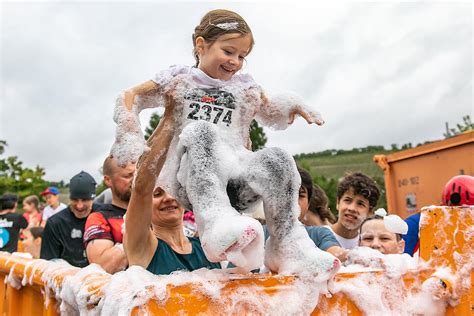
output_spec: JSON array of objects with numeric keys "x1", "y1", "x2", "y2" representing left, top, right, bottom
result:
[
  {"x1": 374, "y1": 130, "x2": 473, "y2": 219},
  {"x1": 0, "y1": 206, "x2": 472, "y2": 315}
]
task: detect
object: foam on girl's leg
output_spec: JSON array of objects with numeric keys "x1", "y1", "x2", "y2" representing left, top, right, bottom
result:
[
  {"x1": 244, "y1": 147, "x2": 340, "y2": 280},
  {"x1": 177, "y1": 121, "x2": 264, "y2": 271}
]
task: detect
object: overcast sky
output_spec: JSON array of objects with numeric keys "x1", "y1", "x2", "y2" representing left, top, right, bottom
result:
[{"x1": 1, "y1": 1, "x2": 472, "y2": 183}]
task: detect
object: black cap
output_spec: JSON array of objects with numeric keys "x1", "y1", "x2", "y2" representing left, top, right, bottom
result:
[{"x1": 69, "y1": 171, "x2": 97, "y2": 200}]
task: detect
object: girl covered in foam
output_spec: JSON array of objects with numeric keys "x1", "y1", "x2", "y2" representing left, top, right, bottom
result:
[{"x1": 112, "y1": 9, "x2": 339, "y2": 279}]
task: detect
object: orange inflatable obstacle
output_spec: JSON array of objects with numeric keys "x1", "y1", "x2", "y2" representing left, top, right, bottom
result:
[{"x1": 0, "y1": 206, "x2": 472, "y2": 315}]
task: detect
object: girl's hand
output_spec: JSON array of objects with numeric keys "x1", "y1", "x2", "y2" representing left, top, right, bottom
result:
[{"x1": 288, "y1": 108, "x2": 325, "y2": 125}]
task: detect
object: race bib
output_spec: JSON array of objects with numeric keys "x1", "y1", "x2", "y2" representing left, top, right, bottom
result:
[{"x1": 183, "y1": 88, "x2": 236, "y2": 127}]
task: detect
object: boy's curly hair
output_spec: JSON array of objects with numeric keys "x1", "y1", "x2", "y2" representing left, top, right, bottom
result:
[{"x1": 337, "y1": 172, "x2": 380, "y2": 211}]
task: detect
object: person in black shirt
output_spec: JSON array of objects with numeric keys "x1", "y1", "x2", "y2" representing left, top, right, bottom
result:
[
  {"x1": 0, "y1": 193, "x2": 28, "y2": 252},
  {"x1": 40, "y1": 171, "x2": 97, "y2": 267}
]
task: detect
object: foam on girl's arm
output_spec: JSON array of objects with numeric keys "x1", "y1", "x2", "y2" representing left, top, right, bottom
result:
[
  {"x1": 255, "y1": 91, "x2": 324, "y2": 130},
  {"x1": 110, "y1": 93, "x2": 149, "y2": 166},
  {"x1": 110, "y1": 80, "x2": 164, "y2": 165}
]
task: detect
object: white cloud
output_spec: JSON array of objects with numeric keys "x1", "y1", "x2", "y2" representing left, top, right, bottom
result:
[{"x1": 1, "y1": 1, "x2": 471, "y2": 183}]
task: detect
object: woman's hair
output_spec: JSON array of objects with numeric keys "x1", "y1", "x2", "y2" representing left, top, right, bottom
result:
[
  {"x1": 29, "y1": 226, "x2": 44, "y2": 239},
  {"x1": 24, "y1": 195, "x2": 39, "y2": 209},
  {"x1": 309, "y1": 184, "x2": 337, "y2": 224},
  {"x1": 297, "y1": 167, "x2": 313, "y2": 202},
  {"x1": 192, "y1": 9, "x2": 254, "y2": 67},
  {"x1": 359, "y1": 215, "x2": 402, "y2": 241}
]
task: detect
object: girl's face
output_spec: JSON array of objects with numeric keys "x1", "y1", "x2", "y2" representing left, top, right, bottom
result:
[
  {"x1": 359, "y1": 219, "x2": 405, "y2": 254},
  {"x1": 151, "y1": 187, "x2": 185, "y2": 226},
  {"x1": 197, "y1": 33, "x2": 252, "y2": 81},
  {"x1": 22, "y1": 202, "x2": 34, "y2": 213}
]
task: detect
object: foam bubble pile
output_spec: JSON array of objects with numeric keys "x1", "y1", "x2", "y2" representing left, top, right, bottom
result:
[
  {"x1": 336, "y1": 248, "x2": 454, "y2": 315},
  {"x1": 0, "y1": 206, "x2": 472, "y2": 315},
  {"x1": 111, "y1": 66, "x2": 336, "y2": 279},
  {"x1": 2, "y1": 255, "x2": 329, "y2": 315}
]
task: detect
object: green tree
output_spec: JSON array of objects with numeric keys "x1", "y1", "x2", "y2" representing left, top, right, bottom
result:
[
  {"x1": 144, "y1": 112, "x2": 162, "y2": 140},
  {"x1": 0, "y1": 140, "x2": 6, "y2": 155},
  {"x1": 0, "y1": 140, "x2": 49, "y2": 201},
  {"x1": 249, "y1": 120, "x2": 267, "y2": 151},
  {"x1": 312, "y1": 174, "x2": 338, "y2": 216},
  {"x1": 444, "y1": 115, "x2": 473, "y2": 138},
  {"x1": 144, "y1": 113, "x2": 268, "y2": 151}
]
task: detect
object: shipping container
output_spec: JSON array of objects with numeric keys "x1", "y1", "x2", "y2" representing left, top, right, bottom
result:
[{"x1": 373, "y1": 130, "x2": 473, "y2": 219}]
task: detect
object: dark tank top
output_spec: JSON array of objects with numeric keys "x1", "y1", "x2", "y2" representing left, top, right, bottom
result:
[{"x1": 146, "y1": 237, "x2": 221, "y2": 275}]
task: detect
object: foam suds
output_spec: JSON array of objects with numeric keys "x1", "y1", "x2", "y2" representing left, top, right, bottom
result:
[
  {"x1": 111, "y1": 66, "x2": 334, "y2": 279},
  {"x1": 1, "y1": 243, "x2": 471, "y2": 315},
  {"x1": 2, "y1": 251, "x2": 330, "y2": 315},
  {"x1": 332, "y1": 264, "x2": 459, "y2": 315}
]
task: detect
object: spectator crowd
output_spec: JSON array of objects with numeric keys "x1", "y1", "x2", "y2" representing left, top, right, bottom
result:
[{"x1": 0, "y1": 157, "x2": 472, "y2": 276}]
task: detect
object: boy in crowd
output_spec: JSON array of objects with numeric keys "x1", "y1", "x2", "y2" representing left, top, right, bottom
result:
[
  {"x1": 40, "y1": 186, "x2": 67, "y2": 221},
  {"x1": 328, "y1": 172, "x2": 380, "y2": 249},
  {"x1": 297, "y1": 168, "x2": 346, "y2": 261},
  {"x1": 40, "y1": 171, "x2": 97, "y2": 267},
  {"x1": 23, "y1": 226, "x2": 43, "y2": 259},
  {"x1": 0, "y1": 193, "x2": 28, "y2": 252}
]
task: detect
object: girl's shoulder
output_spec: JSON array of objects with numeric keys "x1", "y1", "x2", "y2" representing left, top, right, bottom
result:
[
  {"x1": 152, "y1": 65, "x2": 192, "y2": 86},
  {"x1": 230, "y1": 73, "x2": 261, "y2": 90}
]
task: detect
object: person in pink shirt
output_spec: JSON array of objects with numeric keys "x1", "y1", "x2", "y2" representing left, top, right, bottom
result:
[{"x1": 22, "y1": 195, "x2": 44, "y2": 227}]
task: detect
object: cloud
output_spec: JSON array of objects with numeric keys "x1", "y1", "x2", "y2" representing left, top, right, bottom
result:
[{"x1": 1, "y1": 2, "x2": 471, "y2": 183}]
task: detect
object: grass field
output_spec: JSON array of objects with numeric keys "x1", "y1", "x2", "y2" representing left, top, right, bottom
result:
[
  {"x1": 294, "y1": 148, "x2": 393, "y2": 211},
  {"x1": 297, "y1": 151, "x2": 387, "y2": 180}
]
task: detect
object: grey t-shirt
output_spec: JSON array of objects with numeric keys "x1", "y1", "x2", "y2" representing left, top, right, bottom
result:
[{"x1": 263, "y1": 225, "x2": 340, "y2": 251}]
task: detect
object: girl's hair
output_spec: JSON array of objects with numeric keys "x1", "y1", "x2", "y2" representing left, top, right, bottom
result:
[
  {"x1": 192, "y1": 9, "x2": 254, "y2": 67},
  {"x1": 24, "y1": 195, "x2": 39, "y2": 209},
  {"x1": 309, "y1": 185, "x2": 337, "y2": 224},
  {"x1": 29, "y1": 226, "x2": 44, "y2": 239},
  {"x1": 297, "y1": 167, "x2": 313, "y2": 202},
  {"x1": 359, "y1": 215, "x2": 402, "y2": 241}
]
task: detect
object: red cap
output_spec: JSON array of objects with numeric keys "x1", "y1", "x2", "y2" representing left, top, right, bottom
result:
[{"x1": 40, "y1": 186, "x2": 60, "y2": 196}]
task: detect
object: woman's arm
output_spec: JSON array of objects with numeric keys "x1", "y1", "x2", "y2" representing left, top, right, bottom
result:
[{"x1": 124, "y1": 105, "x2": 176, "y2": 268}]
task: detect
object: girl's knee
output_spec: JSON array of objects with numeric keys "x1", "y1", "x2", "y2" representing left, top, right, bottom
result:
[
  {"x1": 258, "y1": 147, "x2": 295, "y2": 171},
  {"x1": 180, "y1": 121, "x2": 217, "y2": 147}
]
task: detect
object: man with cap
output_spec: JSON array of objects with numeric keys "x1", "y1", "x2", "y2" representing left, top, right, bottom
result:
[
  {"x1": 40, "y1": 171, "x2": 97, "y2": 267},
  {"x1": 0, "y1": 193, "x2": 28, "y2": 252},
  {"x1": 40, "y1": 186, "x2": 67, "y2": 221},
  {"x1": 84, "y1": 156, "x2": 135, "y2": 273}
]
